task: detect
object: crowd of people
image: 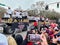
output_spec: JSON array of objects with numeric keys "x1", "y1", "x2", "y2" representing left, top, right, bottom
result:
[
  {"x1": 3, "y1": 7, "x2": 40, "y2": 22},
  {"x1": 3, "y1": 7, "x2": 28, "y2": 22},
  {"x1": 0, "y1": 15, "x2": 60, "y2": 45},
  {"x1": 0, "y1": 7, "x2": 60, "y2": 45}
]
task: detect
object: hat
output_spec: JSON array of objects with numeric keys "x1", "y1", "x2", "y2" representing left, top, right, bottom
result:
[{"x1": 15, "y1": 34, "x2": 23, "y2": 45}]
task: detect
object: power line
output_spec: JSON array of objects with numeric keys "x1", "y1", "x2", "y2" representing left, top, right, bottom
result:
[{"x1": 47, "y1": 1, "x2": 60, "y2": 5}]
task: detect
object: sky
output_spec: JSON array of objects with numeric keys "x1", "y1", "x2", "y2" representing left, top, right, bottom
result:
[{"x1": 0, "y1": 0, "x2": 60, "y2": 12}]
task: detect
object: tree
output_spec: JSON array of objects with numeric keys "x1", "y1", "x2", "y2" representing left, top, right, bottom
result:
[
  {"x1": 44, "y1": 10, "x2": 60, "y2": 20},
  {"x1": 30, "y1": 1, "x2": 46, "y2": 16},
  {"x1": 0, "y1": 7, "x2": 6, "y2": 18},
  {"x1": 28, "y1": 9, "x2": 60, "y2": 20}
]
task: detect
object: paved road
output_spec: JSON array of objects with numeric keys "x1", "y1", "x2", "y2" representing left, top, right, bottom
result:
[{"x1": 19, "y1": 31, "x2": 27, "y2": 39}]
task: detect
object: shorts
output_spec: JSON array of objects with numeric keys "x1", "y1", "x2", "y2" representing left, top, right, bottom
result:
[
  {"x1": 41, "y1": 20, "x2": 44, "y2": 22},
  {"x1": 9, "y1": 14, "x2": 12, "y2": 16},
  {"x1": 29, "y1": 20, "x2": 36, "y2": 23},
  {"x1": 2, "y1": 18, "x2": 9, "y2": 20},
  {"x1": 18, "y1": 18, "x2": 22, "y2": 20},
  {"x1": 22, "y1": 16, "x2": 27, "y2": 19},
  {"x1": 34, "y1": 26, "x2": 38, "y2": 29}
]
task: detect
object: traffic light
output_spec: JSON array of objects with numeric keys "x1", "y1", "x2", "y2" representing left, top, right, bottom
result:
[
  {"x1": 45, "y1": 5, "x2": 49, "y2": 10},
  {"x1": 57, "y1": 3, "x2": 59, "y2": 8}
]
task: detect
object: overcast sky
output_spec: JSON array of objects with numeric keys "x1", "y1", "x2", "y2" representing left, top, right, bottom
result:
[{"x1": 0, "y1": 0, "x2": 60, "y2": 12}]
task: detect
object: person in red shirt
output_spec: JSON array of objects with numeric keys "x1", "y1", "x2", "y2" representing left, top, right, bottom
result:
[
  {"x1": 33, "y1": 21, "x2": 38, "y2": 30},
  {"x1": 46, "y1": 27, "x2": 55, "y2": 39}
]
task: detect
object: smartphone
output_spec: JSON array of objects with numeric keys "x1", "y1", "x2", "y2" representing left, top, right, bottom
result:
[{"x1": 28, "y1": 34, "x2": 41, "y2": 42}]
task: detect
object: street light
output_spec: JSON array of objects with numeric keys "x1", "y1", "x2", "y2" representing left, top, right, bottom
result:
[{"x1": 45, "y1": 5, "x2": 49, "y2": 10}]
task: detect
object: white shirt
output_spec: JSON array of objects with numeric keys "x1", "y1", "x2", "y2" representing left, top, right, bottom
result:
[
  {"x1": 15, "y1": 12, "x2": 22, "y2": 18},
  {"x1": 22, "y1": 12, "x2": 26, "y2": 16},
  {"x1": 0, "y1": 33, "x2": 8, "y2": 45},
  {"x1": 33, "y1": 16, "x2": 35, "y2": 20},
  {"x1": 16, "y1": 12, "x2": 20, "y2": 16},
  {"x1": 24, "y1": 12, "x2": 28, "y2": 16},
  {"x1": 18, "y1": 15, "x2": 22, "y2": 18},
  {"x1": 12, "y1": 14, "x2": 16, "y2": 18},
  {"x1": 28, "y1": 16, "x2": 34, "y2": 20},
  {"x1": 42, "y1": 17, "x2": 45, "y2": 20},
  {"x1": 37, "y1": 17, "x2": 40, "y2": 20},
  {"x1": 7, "y1": 9, "x2": 12, "y2": 14},
  {"x1": 46, "y1": 18, "x2": 48, "y2": 21},
  {"x1": 4, "y1": 13, "x2": 10, "y2": 18},
  {"x1": 35, "y1": 17, "x2": 40, "y2": 22},
  {"x1": 19, "y1": 12, "x2": 22, "y2": 18},
  {"x1": 27, "y1": 16, "x2": 29, "y2": 19}
]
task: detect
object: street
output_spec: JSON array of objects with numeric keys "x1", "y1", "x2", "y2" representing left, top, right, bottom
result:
[{"x1": 19, "y1": 31, "x2": 27, "y2": 39}]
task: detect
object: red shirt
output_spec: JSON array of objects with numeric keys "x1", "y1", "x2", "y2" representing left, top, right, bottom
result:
[
  {"x1": 27, "y1": 42, "x2": 41, "y2": 45},
  {"x1": 27, "y1": 42, "x2": 33, "y2": 45},
  {"x1": 50, "y1": 23, "x2": 55, "y2": 28},
  {"x1": 34, "y1": 22, "x2": 38, "y2": 26}
]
